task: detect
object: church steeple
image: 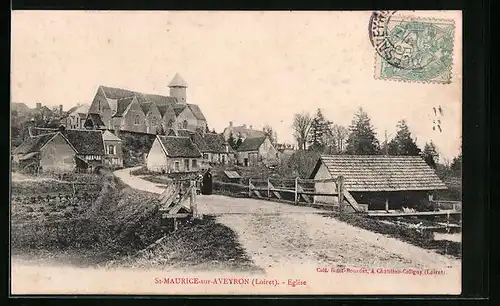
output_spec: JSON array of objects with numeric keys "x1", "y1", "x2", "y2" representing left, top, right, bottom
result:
[{"x1": 168, "y1": 73, "x2": 188, "y2": 104}]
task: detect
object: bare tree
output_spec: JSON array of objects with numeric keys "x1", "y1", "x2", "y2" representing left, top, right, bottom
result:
[
  {"x1": 292, "y1": 112, "x2": 312, "y2": 150},
  {"x1": 331, "y1": 124, "x2": 349, "y2": 153}
]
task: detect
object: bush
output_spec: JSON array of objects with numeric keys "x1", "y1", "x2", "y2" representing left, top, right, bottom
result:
[
  {"x1": 275, "y1": 150, "x2": 321, "y2": 178},
  {"x1": 213, "y1": 180, "x2": 249, "y2": 198}
]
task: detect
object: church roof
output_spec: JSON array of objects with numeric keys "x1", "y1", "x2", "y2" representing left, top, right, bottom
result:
[{"x1": 168, "y1": 73, "x2": 188, "y2": 87}]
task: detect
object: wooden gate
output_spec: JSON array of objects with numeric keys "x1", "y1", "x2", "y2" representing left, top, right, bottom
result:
[{"x1": 158, "y1": 179, "x2": 200, "y2": 230}]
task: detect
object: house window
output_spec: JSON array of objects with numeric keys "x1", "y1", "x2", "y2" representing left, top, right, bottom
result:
[
  {"x1": 174, "y1": 161, "x2": 180, "y2": 171},
  {"x1": 184, "y1": 159, "x2": 190, "y2": 171},
  {"x1": 135, "y1": 115, "x2": 140, "y2": 125},
  {"x1": 203, "y1": 153, "x2": 209, "y2": 160},
  {"x1": 107, "y1": 145, "x2": 115, "y2": 155},
  {"x1": 182, "y1": 120, "x2": 188, "y2": 129},
  {"x1": 192, "y1": 159, "x2": 198, "y2": 169},
  {"x1": 152, "y1": 117, "x2": 157, "y2": 126}
]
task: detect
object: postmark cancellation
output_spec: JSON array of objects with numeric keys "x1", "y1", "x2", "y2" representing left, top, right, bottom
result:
[{"x1": 370, "y1": 12, "x2": 455, "y2": 84}]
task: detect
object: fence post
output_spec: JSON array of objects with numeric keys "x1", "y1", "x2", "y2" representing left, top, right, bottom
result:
[
  {"x1": 294, "y1": 177, "x2": 298, "y2": 205},
  {"x1": 248, "y1": 178, "x2": 252, "y2": 198},
  {"x1": 190, "y1": 180, "x2": 198, "y2": 218},
  {"x1": 338, "y1": 176, "x2": 344, "y2": 202},
  {"x1": 267, "y1": 177, "x2": 270, "y2": 198}
]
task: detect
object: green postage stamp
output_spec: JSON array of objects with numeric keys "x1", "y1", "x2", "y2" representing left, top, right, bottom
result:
[{"x1": 369, "y1": 12, "x2": 455, "y2": 84}]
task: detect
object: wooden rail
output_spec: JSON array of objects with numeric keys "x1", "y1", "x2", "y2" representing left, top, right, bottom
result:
[{"x1": 246, "y1": 175, "x2": 363, "y2": 213}]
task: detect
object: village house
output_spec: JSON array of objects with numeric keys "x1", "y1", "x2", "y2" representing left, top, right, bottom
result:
[
  {"x1": 66, "y1": 104, "x2": 90, "y2": 129},
  {"x1": 222, "y1": 121, "x2": 267, "y2": 142},
  {"x1": 168, "y1": 129, "x2": 235, "y2": 168},
  {"x1": 236, "y1": 136, "x2": 278, "y2": 167},
  {"x1": 146, "y1": 135, "x2": 202, "y2": 173},
  {"x1": 27, "y1": 127, "x2": 124, "y2": 171},
  {"x1": 309, "y1": 155, "x2": 448, "y2": 211},
  {"x1": 85, "y1": 73, "x2": 207, "y2": 134},
  {"x1": 12, "y1": 132, "x2": 77, "y2": 173}
]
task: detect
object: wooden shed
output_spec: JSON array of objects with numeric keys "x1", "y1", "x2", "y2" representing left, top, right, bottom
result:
[
  {"x1": 309, "y1": 155, "x2": 448, "y2": 211},
  {"x1": 12, "y1": 132, "x2": 78, "y2": 173}
]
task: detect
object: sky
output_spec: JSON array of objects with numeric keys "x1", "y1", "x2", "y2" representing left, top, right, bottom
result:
[{"x1": 11, "y1": 11, "x2": 462, "y2": 161}]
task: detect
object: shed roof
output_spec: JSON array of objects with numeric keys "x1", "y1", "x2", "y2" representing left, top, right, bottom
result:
[
  {"x1": 13, "y1": 133, "x2": 58, "y2": 154},
  {"x1": 157, "y1": 135, "x2": 201, "y2": 158},
  {"x1": 60, "y1": 129, "x2": 105, "y2": 155},
  {"x1": 224, "y1": 170, "x2": 241, "y2": 179},
  {"x1": 25, "y1": 127, "x2": 106, "y2": 155},
  {"x1": 237, "y1": 136, "x2": 267, "y2": 152},
  {"x1": 310, "y1": 155, "x2": 447, "y2": 192}
]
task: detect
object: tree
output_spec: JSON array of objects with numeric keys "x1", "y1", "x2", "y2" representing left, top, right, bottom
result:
[
  {"x1": 450, "y1": 150, "x2": 462, "y2": 177},
  {"x1": 292, "y1": 112, "x2": 312, "y2": 150},
  {"x1": 307, "y1": 108, "x2": 333, "y2": 152},
  {"x1": 422, "y1": 141, "x2": 439, "y2": 169},
  {"x1": 331, "y1": 124, "x2": 349, "y2": 153},
  {"x1": 236, "y1": 135, "x2": 243, "y2": 149},
  {"x1": 228, "y1": 132, "x2": 237, "y2": 150},
  {"x1": 262, "y1": 124, "x2": 275, "y2": 144},
  {"x1": 387, "y1": 120, "x2": 420, "y2": 156},
  {"x1": 345, "y1": 108, "x2": 380, "y2": 155}
]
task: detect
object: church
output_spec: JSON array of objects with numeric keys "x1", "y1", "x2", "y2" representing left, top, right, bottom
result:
[{"x1": 84, "y1": 73, "x2": 207, "y2": 134}]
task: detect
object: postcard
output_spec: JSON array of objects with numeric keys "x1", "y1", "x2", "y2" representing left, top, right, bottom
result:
[{"x1": 10, "y1": 10, "x2": 462, "y2": 295}]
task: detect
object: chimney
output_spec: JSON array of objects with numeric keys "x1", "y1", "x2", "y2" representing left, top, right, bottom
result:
[
  {"x1": 229, "y1": 121, "x2": 233, "y2": 128},
  {"x1": 36, "y1": 102, "x2": 41, "y2": 110},
  {"x1": 59, "y1": 105, "x2": 63, "y2": 117}
]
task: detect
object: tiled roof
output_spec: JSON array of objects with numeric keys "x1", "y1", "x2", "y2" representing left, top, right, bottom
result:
[
  {"x1": 177, "y1": 129, "x2": 194, "y2": 137},
  {"x1": 13, "y1": 133, "x2": 57, "y2": 154},
  {"x1": 100, "y1": 85, "x2": 178, "y2": 106},
  {"x1": 172, "y1": 104, "x2": 187, "y2": 116},
  {"x1": 201, "y1": 133, "x2": 230, "y2": 153},
  {"x1": 25, "y1": 127, "x2": 106, "y2": 155},
  {"x1": 188, "y1": 104, "x2": 206, "y2": 121},
  {"x1": 168, "y1": 73, "x2": 188, "y2": 87},
  {"x1": 60, "y1": 129, "x2": 105, "y2": 155},
  {"x1": 311, "y1": 155, "x2": 448, "y2": 192},
  {"x1": 237, "y1": 136, "x2": 267, "y2": 152},
  {"x1": 29, "y1": 127, "x2": 58, "y2": 136},
  {"x1": 142, "y1": 94, "x2": 177, "y2": 105},
  {"x1": 158, "y1": 136, "x2": 201, "y2": 158},
  {"x1": 140, "y1": 102, "x2": 153, "y2": 114},
  {"x1": 100, "y1": 85, "x2": 136, "y2": 100},
  {"x1": 113, "y1": 97, "x2": 135, "y2": 117},
  {"x1": 87, "y1": 113, "x2": 106, "y2": 127}
]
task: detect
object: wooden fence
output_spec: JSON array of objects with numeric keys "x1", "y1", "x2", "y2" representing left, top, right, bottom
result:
[{"x1": 246, "y1": 176, "x2": 363, "y2": 212}]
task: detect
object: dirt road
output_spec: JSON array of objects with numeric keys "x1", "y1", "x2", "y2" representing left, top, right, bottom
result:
[{"x1": 114, "y1": 168, "x2": 461, "y2": 273}]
